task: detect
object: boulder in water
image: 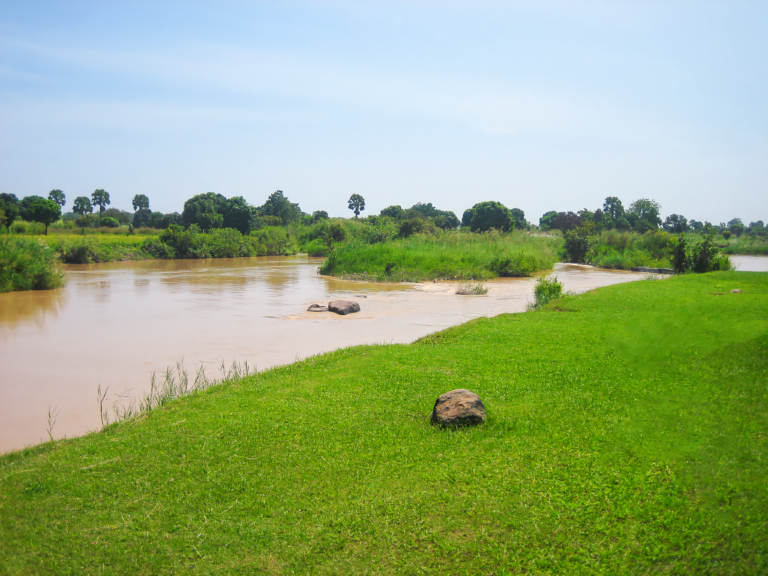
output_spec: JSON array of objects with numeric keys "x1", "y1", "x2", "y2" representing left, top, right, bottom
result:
[
  {"x1": 307, "y1": 304, "x2": 328, "y2": 312},
  {"x1": 328, "y1": 300, "x2": 361, "y2": 315}
]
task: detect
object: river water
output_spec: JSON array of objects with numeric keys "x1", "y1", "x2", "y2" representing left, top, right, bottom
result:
[{"x1": 6, "y1": 256, "x2": 764, "y2": 454}]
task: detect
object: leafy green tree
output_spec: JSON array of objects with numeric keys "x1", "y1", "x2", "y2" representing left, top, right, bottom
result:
[
  {"x1": 509, "y1": 208, "x2": 528, "y2": 230},
  {"x1": 103, "y1": 208, "x2": 132, "y2": 225},
  {"x1": 222, "y1": 196, "x2": 255, "y2": 235},
  {"x1": 539, "y1": 211, "x2": 558, "y2": 230},
  {"x1": 91, "y1": 189, "x2": 111, "y2": 216},
  {"x1": 433, "y1": 212, "x2": 460, "y2": 230},
  {"x1": 259, "y1": 190, "x2": 301, "y2": 224},
  {"x1": 689, "y1": 220, "x2": 704, "y2": 231},
  {"x1": 380, "y1": 205, "x2": 404, "y2": 220},
  {"x1": 627, "y1": 199, "x2": 662, "y2": 232},
  {"x1": 0, "y1": 193, "x2": 20, "y2": 231},
  {"x1": 132, "y1": 194, "x2": 150, "y2": 211},
  {"x1": 48, "y1": 189, "x2": 66, "y2": 208},
  {"x1": 100, "y1": 217, "x2": 120, "y2": 228},
  {"x1": 23, "y1": 197, "x2": 61, "y2": 235},
  {"x1": 348, "y1": 194, "x2": 366, "y2": 218},
  {"x1": 553, "y1": 212, "x2": 584, "y2": 232},
  {"x1": 728, "y1": 218, "x2": 745, "y2": 238},
  {"x1": 73, "y1": 196, "x2": 93, "y2": 216},
  {"x1": 663, "y1": 214, "x2": 689, "y2": 233},
  {"x1": 461, "y1": 201, "x2": 514, "y2": 232},
  {"x1": 182, "y1": 192, "x2": 226, "y2": 231},
  {"x1": 563, "y1": 227, "x2": 596, "y2": 263},
  {"x1": 603, "y1": 197, "x2": 625, "y2": 224}
]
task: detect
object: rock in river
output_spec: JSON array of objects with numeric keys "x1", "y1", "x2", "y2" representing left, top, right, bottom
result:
[
  {"x1": 431, "y1": 389, "x2": 486, "y2": 427},
  {"x1": 328, "y1": 300, "x2": 361, "y2": 315},
  {"x1": 307, "y1": 304, "x2": 328, "y2": 312}
]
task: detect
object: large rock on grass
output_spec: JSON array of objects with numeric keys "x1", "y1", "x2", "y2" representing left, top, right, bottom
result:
[
  {"x1": 328, "y1": 300, "x2": 361, "y2": 315},
  {"x1": 431, "y1": 389, "x2": 486, "y2": 427}
]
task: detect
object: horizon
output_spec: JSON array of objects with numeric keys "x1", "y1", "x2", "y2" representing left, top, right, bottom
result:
[{"x1": 1, "y1": 1, "x2": 766, "y2": 225}]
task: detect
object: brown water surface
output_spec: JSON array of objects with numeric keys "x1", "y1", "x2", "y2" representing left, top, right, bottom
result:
[{"x1": 0, "y1": 257, "x2": 645, "y2": 453}]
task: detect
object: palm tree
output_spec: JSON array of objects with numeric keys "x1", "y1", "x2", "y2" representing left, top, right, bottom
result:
[{"x1": 348, "y1": 194, "x2": 365, "y2": 218}]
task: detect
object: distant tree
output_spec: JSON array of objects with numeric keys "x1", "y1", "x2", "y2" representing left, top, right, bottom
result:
[
  {"x1": 663, "y1": 214, "x2": 689, "y2": 233},
  {"x1": 748, "y1": 220, "x2": 764, "y2": 229},
  {"x1": 182, "y1": 192, "x2": 226, "y2": 231},
  {"x1": 729, "y1": 219, "x2": 745, "y2": 238},
  {"x1": 380, "y1": 205, "x2": 404, "y2": 220},
  {"x1": 48, "y1": 189, "x2": 66, "y2": 208},
  {"x1": 100, "y1": 217, "x2": 120, "y2": 228},
  {"x1": 73, "y1": 196, "x2": 93, "y2": 216},
  {"x1": 0, "y1": 193, "x2": 21, "y2": 231},
  {"x1": 407, "y1": 202, "x2": 440, "y2": 219},
  {"x1": 627, "y1": 199, "x2": 661, "y2": 232},
  {"x1": 509, "y1": 208, "x2": 528, "y2": 230},
  {"x1": 553, "y1": 211, "x2": 584, "y2": 232},
  {"x1": 258, "y1": 190, "x2": 302, "y2": 224},
  {"x1": 348, "y1": 194, "x2": 366, "y2": 218},
  {"x1": 132, "y1": 194, "x2": 150, "y2": 211},
  {"x1": 539, "y1": 211, "x2": 558, "y2": 230},
  {"x1": 23, "y1": 197, "x2": 61, "y2": 235},
  {"x1": 433, "y1": 212, "x2": 460, "y2": 230},
  {"x1": 689, "y1": 219, "x2": 704, "y2": 231},
  {"x1": 603, "y1": 197, "x2": 625, "y2": 223},
  {"x1": 103, "y1": 208, "x2": 131, "y2": 225},
  {"x1": 221, "y1": 196, "x2": 255, "y2": 235},
  {"x1": 91, "y1": 189, "x2": 111, "y2": 216},
  {"x1": 312, "y1": 210, "x2": 329, "y2": 221},
  {"x1": 462, "y1": 201, "x2": 514, "y2": 232},
  {"x1": 133, "y1": 208, "x2": 152, "y2": 227}
]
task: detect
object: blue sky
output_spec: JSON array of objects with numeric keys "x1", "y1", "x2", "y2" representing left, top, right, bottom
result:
[{"x1": 1, "y1": 1, "x2": 766, "y2": 224}]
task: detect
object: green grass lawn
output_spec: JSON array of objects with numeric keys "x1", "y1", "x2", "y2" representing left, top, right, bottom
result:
[{"x1": 1, "y1": 272, "x2": 767, "y2": 574}]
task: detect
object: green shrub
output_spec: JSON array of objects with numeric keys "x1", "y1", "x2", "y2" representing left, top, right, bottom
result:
[
  {"x1": 563, "y1": 227, "x2": 596, "y2": 263},
  {"x1": 57, "y1": 238, "x2": 94, "y2": 264},
  {"x1": 0, "y1": 237, "x2": 65, "y2": 292},
  {"x1": 303, "y1": 239, "x2": 330, "y2": 257},
  {"x1": 100, "y1": 217, "x2": 120, "y2": 228},
  {"x1": 533, "y1": 275, "x2": 563, "y2": 309},
  {"x1": 141, "y1": 237, "x2": 176, "y2": 259}
]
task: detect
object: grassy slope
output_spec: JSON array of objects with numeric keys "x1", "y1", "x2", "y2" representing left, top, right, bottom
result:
[{"x1": 1, "y1": 272, "x2": 767, "y2": 574}]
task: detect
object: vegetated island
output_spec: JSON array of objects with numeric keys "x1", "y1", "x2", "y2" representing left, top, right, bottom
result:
[
  {"x1": 1, "y1": 271, "x2": 766, "y2": 573},
  {"x1": 2, "y1": 189, "x2": 764, "y2": 292}
]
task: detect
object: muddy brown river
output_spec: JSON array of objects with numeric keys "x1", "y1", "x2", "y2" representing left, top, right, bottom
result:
[{"x1": 7, "y1": 255, "x2": 752, "y2": 454}]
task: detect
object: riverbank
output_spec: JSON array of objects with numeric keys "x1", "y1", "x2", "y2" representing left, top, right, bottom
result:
[
  {"x1": 319, "y1": 231, "x2": 561, "y2": 281},
  {"x1": 2, "y1": 271, "x2": 766, "y2": 573}
]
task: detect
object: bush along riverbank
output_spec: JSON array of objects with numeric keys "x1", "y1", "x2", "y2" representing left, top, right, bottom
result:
[
  {"x1": 2, "y1": 271, "x2": 766, "y2": 573},
  {"x1": 0, "y1": 237, "x2": 65, "y2": 292},
  {"x1": 319, "y1": 230, "x2": 561, "y2": 281}
]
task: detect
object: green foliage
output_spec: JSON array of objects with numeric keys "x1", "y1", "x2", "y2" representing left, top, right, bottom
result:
[
  {"x1": 91, "y1": 189, "x2": 110, "y2": 215},
  {"x1": 48, "y1": 189, "x2": 66, "y2": 208},
  {"x1": 591, "y1": 230, "x2": 675, "y2": 270},
  {"x1": 687, "y1": 230, "x2": 730, "y2": 273},
  {"x1": 462, "y1": 201, "x2": 515, "y2": 232},
  {"x1": 258, "y1": 190, "x2": 301, "y2": 224},
  {"x1": 348, "y1": 194, "x2": 365, "y2": 217},
  {"x1": 75, "y1": 213, "x2": 100, "y2": 228},
  {"x1": 250, "y1": 226, "x2": 299, "y2": 256},
  {"x1": 21, "y1": 197, "x2": 61, "y2": 234},
  {"x1": 131, "y1": 194, "x2": 149, "y2": 211},
  {"x1": 4, "y1": 274, "x2": 767, "y2": 573},
  {"x1": 399, "y1": 217, "x2": 436, "y2": 237},
  {"x1": 627, "y1": 198, "x2": 662, "y2": 232},
  {"x1": 663, "y1": 214, "x2": 689, "y2": 233},
  {"x1": 533, "y1": 274, "x2": 564, "y2": 308},
  {"x1": 302, "y1": 238, "x2": 330, "y2": 257},
  {"x1": 72, "y1": 196, "x2": 93, "y2": 216},
  {"x1": 102, "y1": 208, "x2": 131, "y2": 225},
  {"x1": 99, "y1": 217, "x2": 119, "y2": 228},
  {"x1": 0, "y1": 193, "x2": 21, "y2": 231},
  {"x1": 182, "y1": 192, "x2": 226, "y2": 231},
  {"x1": 56, "y1": 238, "x2": 95, "y2": 264},
  {"x1": 539, "y1": 210, "x2": 558, "y2": 230},
  {"x1": 320, "y1": 230, "x2": 559, "y2": 281},
  {"x1": 563, "y1": 226, "x2": 596, "y2": 263},
  {"x1": 380, "y1": 205, "x2": 404, "y2": 220},
  {"x1": 455, "y1": 281, "x2": 488, "y2": 295},
  {"x1": 0, "y1": 237, "x2": 65, "y2": 291}
]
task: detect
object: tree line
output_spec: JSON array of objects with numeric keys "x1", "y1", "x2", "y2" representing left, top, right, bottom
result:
[{"x1": 1, "y1": 187, "x2": 763, "y2": 240}]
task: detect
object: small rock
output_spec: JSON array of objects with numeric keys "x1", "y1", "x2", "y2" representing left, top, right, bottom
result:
[
  {"x1": 328, "y1": 300, "x2": 361, "y2": 315},
  {"x1": 730, "y1": 289, "x2": 742, "y2": 294},
  {"x1": 431, "y1": 389, "x2": 486, "y2": 427},
  {"x1": 354, "y1": 295, "x2": 368, "y2": 298},
  {"x1": 307, "y1": 304, "x2": 327, "y2": 312}
]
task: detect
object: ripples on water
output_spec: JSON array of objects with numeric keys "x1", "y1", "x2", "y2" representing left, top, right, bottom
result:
[{"x1": 0, "y1": 256, "x2": 665, "y2": 453}]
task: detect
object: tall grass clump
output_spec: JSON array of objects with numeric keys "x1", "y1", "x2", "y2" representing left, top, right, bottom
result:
[
  {"x1": 456, "y1": 282, "x2": 488, "y2": 295},
  {"x1": 320, "y1": 230, "x2": 560, "y2": 281},
  {"x1": 591, "y1": 229, "x2": 675, "y2": 269},
  {"x1": 532, "y1": 274, "x2": 564, "y2": 308},
  {"x1": 0, "y1": 237, "x2": 65, "y2": 292}
]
